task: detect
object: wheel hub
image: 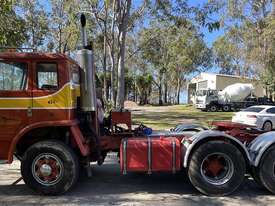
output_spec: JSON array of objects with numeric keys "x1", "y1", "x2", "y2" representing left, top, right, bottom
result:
[
  {"x1": 40, "y1": 164, "x2": 52, "y2": 176},
  {"x1": 200, "y1": 153, "x2": 234, "y2": 185},
  {"x1": 32, "y1": 153, "x2": 63, "y2": 186}
]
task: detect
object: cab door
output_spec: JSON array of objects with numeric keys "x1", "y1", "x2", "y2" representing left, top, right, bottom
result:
[
  {"x1": 0, "y1": 61, "x2": 32, "y2": 161},
  {"x1": 31, "y1": 61, "x2": 69, "y2": 122}
]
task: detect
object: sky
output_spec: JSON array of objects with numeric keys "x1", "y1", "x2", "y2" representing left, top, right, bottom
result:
[{"x1": 39, "y1": 0, "x2": 225, "y2": 104}]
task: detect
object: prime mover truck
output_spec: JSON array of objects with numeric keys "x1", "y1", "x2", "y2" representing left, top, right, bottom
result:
[{"x1": 1, "y1": 14, "x2": 275, "y2": 196}]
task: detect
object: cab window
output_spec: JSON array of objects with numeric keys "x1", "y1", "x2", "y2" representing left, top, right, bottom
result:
[
  {"x1": 0, "y1": 62, "x2": 27, "y2": 91},
  {"x1": 37, "y1": 63, "x2": 58, "y2": 90},
  {"x1": 71, "y1": 64, "x2": 80, "y2": 84}
]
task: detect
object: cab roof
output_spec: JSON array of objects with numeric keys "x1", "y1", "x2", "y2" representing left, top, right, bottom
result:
[{"x1": 0, "y1": 52, "x2": 77, "y2": 63}]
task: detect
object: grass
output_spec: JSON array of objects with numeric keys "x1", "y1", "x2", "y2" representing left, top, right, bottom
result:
[{"x1": 131, "y1": 104, "x2": 234, "y2": 130}]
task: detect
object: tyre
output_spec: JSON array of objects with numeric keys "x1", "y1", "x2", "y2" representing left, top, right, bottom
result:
[
  {"x1": 263, "y1": 121, "x2": 272, "y2": 131},
  {"x1": 251, "y1": 166, "x2": 264, "y2": 188},
  {"x1": 21, "y1": 140, "x2": 79, "y2": 195},
  {"x1": 222, "y1": 105, "x2": 231, "y2": 112},
  {"x1": 188, "y1": 141, "x2": 246, "y2": 196},
  {"x1": 256, "y1": 145, "x2": 275, "y2": 194},
  {"x1": 208, "y1": 105, "x2": 218, "y2": 112}
]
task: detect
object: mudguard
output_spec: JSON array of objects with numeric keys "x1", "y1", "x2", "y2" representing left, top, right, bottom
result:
[
  {"x1": 248, "y1": 131, "x2": 275, "y2": 167},
  {"x1": 182, "y1": 130, "x2": 251, "y2": 168}
]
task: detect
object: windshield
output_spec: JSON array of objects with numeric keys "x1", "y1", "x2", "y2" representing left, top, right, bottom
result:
[
  {"x1": 243, "y1": 107, "x2": 264, "y2": 113},
  {"x1": 196, "y1": 90, "x2": 207, "y2": 96}
]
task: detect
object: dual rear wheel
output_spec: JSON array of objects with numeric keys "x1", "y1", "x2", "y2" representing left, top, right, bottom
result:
[
  {"x1": 252, "y1": 145, "x2": 275, "y2": 194},
  {"x1": 188, "y1": 141, "x2": 246, "y2": 196}
]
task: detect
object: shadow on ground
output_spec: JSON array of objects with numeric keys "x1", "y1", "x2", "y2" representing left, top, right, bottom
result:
[{"x1": 0, "y1": 162, "x2": 273, "y2": 206}]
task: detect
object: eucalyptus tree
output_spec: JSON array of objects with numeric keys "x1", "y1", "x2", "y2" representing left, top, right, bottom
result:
[
  {"x1": 140, "y1": 21, "x2": 211, "y2": 105},
  {"x1": 48, "y1": 0, "x2": 80, "y2": 53},
  {"x1": 0, "y1": 1, "x2": 27, "y2": 47},
  {"x1": 16, "y1": 0, "x2": 49, "y2": 50},
  {"x1": 80, "y1": 0, "x2": 148, "y2": 108}
]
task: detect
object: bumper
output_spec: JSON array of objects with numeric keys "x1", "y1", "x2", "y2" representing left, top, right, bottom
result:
[
  {"x1": 232, "y1": 117, "x2": 257, "y2": 127},
  {"x1": 196, "y1": 104, "x2": 206, "y2": 109}
]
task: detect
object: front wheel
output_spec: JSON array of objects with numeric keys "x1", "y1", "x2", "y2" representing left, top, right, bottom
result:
[
  {"x1": 188, "y1": 141, "x2": 246, "y2": 196},
  {"x1": 21, "y1": 140, "x2": 79, "y2": 195}
]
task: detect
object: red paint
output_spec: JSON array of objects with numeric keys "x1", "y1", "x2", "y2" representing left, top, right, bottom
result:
[
  {"x1": 0, "y1": 52, "x2": 81, "y2": 162},
  {"x1": 120, "y1": 137, "x2": 181, "y2": 173},
  {"x1": 211, "y1": 121, "x2": 264, "y2": 143},
  {"x1": 151, "y1": 137, "x2": 181, "y2": 172},
  {"x1": 70, "y1": 125, "x2": 90, "y2": 156}
]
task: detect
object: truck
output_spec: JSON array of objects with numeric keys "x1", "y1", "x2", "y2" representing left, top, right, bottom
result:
[
  {"x1": 1, "y1": 14, "x2": 275, "y2": 196},
  {"x1": 195, "y1": 84, "x2": 274, "y2": 112}
]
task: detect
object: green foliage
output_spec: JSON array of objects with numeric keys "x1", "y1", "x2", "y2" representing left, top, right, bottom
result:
[
  {"x1": 136, "y1": 73, "x2": 153, "y2": 105},
  {"x1": 48, "y1": 0, "x2": 80, "y2": 53},
  {"x1": 0, "y1": 0, "x2": 27, "y2": 47},
  {"x1": 139, "y1": 20, "x2": 211, "y2": 104},
  {"x1": 213, "y1": 27, "x2": 245, "y2": 75},
  {"x1": 17, "y1": 0, "x2": 49, "y2": 50},
  {"x1": 212, "y1": 0, "x2": 275, "y2": 97}
]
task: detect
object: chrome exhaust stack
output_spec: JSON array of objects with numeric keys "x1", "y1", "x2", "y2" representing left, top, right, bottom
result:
[{"x1": 77, "y1": 14, "x2": 96, "y2": 112}]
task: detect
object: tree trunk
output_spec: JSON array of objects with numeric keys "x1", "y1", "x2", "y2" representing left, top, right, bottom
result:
[
  {"x1": 176, "y1": 77, "x2": 181, "y2": 105},
  {"x1": 103, "y1": 7, "x2": 108, "y2": 101},
  {"x1": 164, "y1": 74, "x2": 168, "y2": 104},
  {"x1": 158, "y1": 72, "x2": 163, "y2": 105},
  {"x1": 116, "y1": 0, "x2": 131, "y2": 109},
  {"x1": 109, "y1": 48, "x2": 116, "y2": 105},
  {"x1": 272, "y1": 0, "x2": 275, "y2": 17},
  {"x1": 109, "y1": 0, "x2": 116, "y2": 106}
]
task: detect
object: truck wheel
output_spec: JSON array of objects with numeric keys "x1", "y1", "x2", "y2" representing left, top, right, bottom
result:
[
  {"x1": 188, "y1": 141, "x2": 245, "y2": 196},
  {"x1": 251, "y1": 167, "x2": 264, "y2": 187},
  {"x1": 21, "y1": 140, "x2": 79, "y2": 195},
  {"x1": 222, "y1": 105, "x2": 231, "y2": 112},
  {"x1": 208, "y1": 105, "x2": 218, "y2": 112},
  {"x1": 263, "y1": 121, "x2": 272, "y2": 131},
  {"x1": 256, "y1": 145, "x2": 275, "y2": 194}
]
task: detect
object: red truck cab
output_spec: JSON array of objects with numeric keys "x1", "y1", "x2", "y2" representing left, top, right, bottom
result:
[{"x1": 0, "y1": 52, "x2": 81, "y2": 163}]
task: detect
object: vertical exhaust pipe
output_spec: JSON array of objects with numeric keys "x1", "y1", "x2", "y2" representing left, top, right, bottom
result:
[{"x1": 77, "y1": 14, "x2": 96, "y2": 112}]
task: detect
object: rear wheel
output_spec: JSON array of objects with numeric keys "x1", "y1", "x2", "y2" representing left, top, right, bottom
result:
[
  {"x1": 21, "y1": 140, "x2": 79, "y2": 195},
  {"x1": 222, "y1": 105, "x2": 231, "y2": 112},
  {"x1": 256, "y1": 145, "x2": 275, "y2": 193},
  {"x1": 188, "y1": 141, "x2": 246, "y2": 196},
  {"x1": 263, "y1": 121, "x2": 272, "y2": 131},
  {"x1": 251, "y1": 166, "x2": 264, "y2": 188}
]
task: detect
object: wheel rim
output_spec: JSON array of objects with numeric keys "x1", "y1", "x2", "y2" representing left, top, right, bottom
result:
[
  {"x1": 223, "y1": 106, "x2": 229, "y2": 111},
  {"x1": 32, "y1": 153, "x2": 64, "y2": 186},
  {"x1": 200, "y1": 153, "x2": 234, "y2": 185},
  {"x1": 264, "y1": 122, "x2": 272, "y2": 131},
  {"x1": 210, "y1": 106, "x2": 217, "y2": 112}
]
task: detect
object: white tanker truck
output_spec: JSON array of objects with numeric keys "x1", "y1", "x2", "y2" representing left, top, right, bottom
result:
[{"x1": 196, "y1": 83, "x2": 273, "y2": 112}]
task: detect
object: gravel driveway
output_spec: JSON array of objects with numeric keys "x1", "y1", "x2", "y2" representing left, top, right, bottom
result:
[{"x1": 0, "y1": 154, "x2": 275, "y2": 206}]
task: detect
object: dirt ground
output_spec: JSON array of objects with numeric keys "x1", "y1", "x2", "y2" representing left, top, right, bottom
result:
[
  {"x1": 1, "y1": 154, "x2": 275, "y2": 206},
  {"x1": 0, "y1": 106, "x2": 274, "y2": 205}
]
